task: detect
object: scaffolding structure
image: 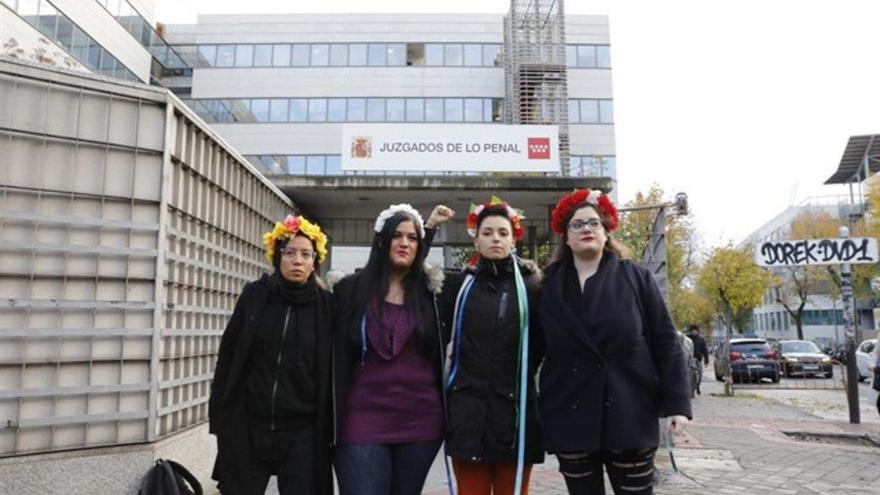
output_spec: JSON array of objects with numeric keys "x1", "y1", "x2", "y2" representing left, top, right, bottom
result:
[{"x1": 504, "y1": 0, "x2": 570, "y2": 174}]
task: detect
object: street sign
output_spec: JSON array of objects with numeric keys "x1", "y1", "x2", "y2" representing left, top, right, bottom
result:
[{"x1": 754, "y1": 237, "x2": 879, "y2": 267}]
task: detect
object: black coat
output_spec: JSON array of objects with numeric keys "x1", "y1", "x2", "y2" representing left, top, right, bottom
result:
[
  {"x1": 538, "y1": 253, "x2": 692, "y2": 454},
  {"x1": 440, "y1": 257, "x2": 544, "y2": 464},
  {"x1": 209, "y1": 274, "x2": 333, "y2": 495},
  {"x1": 690, "y1": 333, "x2": 710, "y2": 365},
  {"x1": 331, "y1": 268, "x2": 448, "y2": 445}
]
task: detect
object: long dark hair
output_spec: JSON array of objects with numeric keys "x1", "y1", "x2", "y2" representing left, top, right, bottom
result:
[
  {"x1": 350, "y1": 212, "x2": 431, "y2": 353},
  {"x1": 550, "y1": 202, "x2": 631, "y2": 265}
]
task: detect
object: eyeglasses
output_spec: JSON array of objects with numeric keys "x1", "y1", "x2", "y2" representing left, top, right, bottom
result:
[
  {"x1": 280, "y1": 248, "x2": 315, "y2": 260},
  {"x1": 568, "y1": 219, "x2": 603, "y2": 233}
]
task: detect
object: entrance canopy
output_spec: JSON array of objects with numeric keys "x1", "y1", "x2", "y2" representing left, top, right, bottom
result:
[
  {"x1": 826, "y1": 134, "x2": 880, "y2": 184},
  {"x1": 271, "y1": 174, "x2": 613, "y2": 246}
]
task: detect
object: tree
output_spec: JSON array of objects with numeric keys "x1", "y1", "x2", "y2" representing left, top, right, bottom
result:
[
  {"x1": 669, "y1": 287, "x2": 716, "y2": 334},
  {"x1": 697, "y1": 246, "x2": 774, "y2": 333}
]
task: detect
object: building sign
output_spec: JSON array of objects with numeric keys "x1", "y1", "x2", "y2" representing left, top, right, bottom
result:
[
  {"x1": 341, "y1": 124, "x2": 560, "y2": 172},
  {"x1": 754, "y1": 238, "x2": 879, "y2": 267}
]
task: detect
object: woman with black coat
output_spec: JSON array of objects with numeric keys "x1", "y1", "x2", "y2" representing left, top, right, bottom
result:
[
  {"x1": 332, "y1": 204, "x2": 453, "y2": 495},
  {"x1": 441, "y1": 198, "x2": 544, "y2": 495},
  {"x1": 539, "y1": 189, "x2": 692, "y2": 495},
  {"x1": 208, "y1": 214, "x2": 333, "y2": 495}
]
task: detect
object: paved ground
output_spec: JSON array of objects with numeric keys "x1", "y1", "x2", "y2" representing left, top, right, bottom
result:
[{"x1": 264, "y1": 365, "x2": 880, "y2": 494}]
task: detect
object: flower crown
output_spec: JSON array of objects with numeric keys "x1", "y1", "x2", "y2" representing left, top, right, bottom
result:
[
  {"x1": 467, "y1": 196, "x2": 525, "y2": 240},
  {"x1": 263, "y1": 214, "x2": 329, "y2": 263},
  {"x1": 374, "y1": 204, "x2": 425, "y2": 239},
  {"x1": 550, "y1": 189, "x2": 619, "y2": 235}
]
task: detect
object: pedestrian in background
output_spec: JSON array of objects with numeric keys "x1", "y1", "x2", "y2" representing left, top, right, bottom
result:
[
  {"x1": 441, "y1": 197, "x2": 544, "y2": 495},
  {"x1": 209, "y1": 215, "x2": 333, "y2": 495},
  {"x1": 688, "y1": 324, "x2": 710, "y2": 368},
  {"x1": 537, "y1": 189, "x2": 692, "y2": 495},
  {"x1": 331, "y1": 204, "x2": 453, "y2": 495}
]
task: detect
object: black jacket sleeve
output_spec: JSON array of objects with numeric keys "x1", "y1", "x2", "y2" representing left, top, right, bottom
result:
[
  {"x1": 636, "y1": 267, "x2": 693, "y2": 419},
  {"x1": 208, "y1": 283, "x2": 249, "y2": 433}
]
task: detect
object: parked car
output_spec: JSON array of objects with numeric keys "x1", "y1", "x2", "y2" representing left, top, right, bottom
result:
[
  {"x1": 856, "y1": 339, "x2": 877, "y2": 383},
  {"x1": 777, "y1": 340, "x2": 833, "y2": 378},
  {"x1": 714, "y1": 338, "x2": 780, "y2": 383}
]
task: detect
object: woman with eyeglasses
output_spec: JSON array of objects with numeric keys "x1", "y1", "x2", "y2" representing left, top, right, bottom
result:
[
  {"x1": 440, "y1": 197, "x2": 544, "y2": 495},
  {"x1": 209, "y1": 214, "x2": 333, "y2": 495},
  {"x1": 332, "y1": 204, "x2": 455, "y2": 495},
  {"x1": 538, "y1": 190, "x2": 692, "y2": 495}
]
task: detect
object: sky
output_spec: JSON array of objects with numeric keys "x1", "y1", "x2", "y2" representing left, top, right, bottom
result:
[{"x1": 155, "y1": 0, "x2": 880, "y2": 248}]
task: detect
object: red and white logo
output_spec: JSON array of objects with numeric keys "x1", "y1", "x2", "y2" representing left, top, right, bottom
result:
[{"x1": 527, "y1": 138, "x2": 551, "y2": 159}]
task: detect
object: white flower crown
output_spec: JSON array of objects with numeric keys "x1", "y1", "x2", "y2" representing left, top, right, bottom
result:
[{"x1": 374, "y1": 203, "x2": 425, "y2": 238}]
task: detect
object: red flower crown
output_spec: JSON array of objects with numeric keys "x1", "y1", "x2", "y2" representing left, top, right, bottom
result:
[{"x1": 550, "y1": 189, "x2": 619, "y2": 235}]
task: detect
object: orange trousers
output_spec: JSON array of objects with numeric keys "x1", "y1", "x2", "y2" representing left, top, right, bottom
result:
[{"x1": 451, "y1": 459, "x2": 533, "y2": 495}]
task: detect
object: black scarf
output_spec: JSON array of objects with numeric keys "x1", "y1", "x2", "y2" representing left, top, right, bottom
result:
[{"x1": 270, "y1": 271, "x2": 318, "y2": 305}]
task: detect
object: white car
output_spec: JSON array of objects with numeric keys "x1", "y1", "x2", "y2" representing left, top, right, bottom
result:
[{"x1": 855, "y1": 339, "x2": 877, "y2": 382}]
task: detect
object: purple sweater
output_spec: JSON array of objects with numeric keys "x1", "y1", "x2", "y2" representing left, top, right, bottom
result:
[{"x1": 338, "y1": 301, "x2": 444, "y2": 445}]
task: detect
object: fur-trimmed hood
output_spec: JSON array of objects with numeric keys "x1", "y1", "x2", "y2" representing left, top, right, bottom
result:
[{"x1": 324, "y1": 262, "x2": 445, "y2": 294}]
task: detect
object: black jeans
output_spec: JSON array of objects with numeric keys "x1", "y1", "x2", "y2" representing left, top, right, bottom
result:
[
  {"x1": 243, "y1": 424, "x2": 316, "y2": 495},
  {"x1": 557, "y1": 448, "x2": 657, "y2": 495},
  {"x1": 334, "y1": 440, "x2": 442, "y2": 495}
]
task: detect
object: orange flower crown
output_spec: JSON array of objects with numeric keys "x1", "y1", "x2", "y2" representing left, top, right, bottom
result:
[{"x1": 466, "y1": 196, "x2": 526, "y2": 241}]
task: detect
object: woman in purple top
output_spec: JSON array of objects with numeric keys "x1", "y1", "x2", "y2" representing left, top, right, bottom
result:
[{"x1": 331, "y1": 203, "x2": 455, "y2": 495}]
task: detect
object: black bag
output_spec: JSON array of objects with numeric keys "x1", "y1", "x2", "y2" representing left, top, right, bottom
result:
[
  {"x1": 872, "y1": 363, "x2": 880, "y2": 392},
  {"x1": 139, "y1": 458, "x2": 203, "y2": 495}
]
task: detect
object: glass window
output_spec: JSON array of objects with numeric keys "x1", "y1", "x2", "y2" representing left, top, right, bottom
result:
[
  {"x1": 330, "y1": 44, "x2": 348, "y2": 66},
  {"x1": 234, "y1": 44, "x2": 253, "y2": 67},
  {"x1": 367, "y1": 98, "x2": 385, "y2": 122},
  {"x1": 289, "y1": 155, "x2": 306, "y2": 174},
  {"x1": 254, "y1": 44, "x2": 272, "y2": 66},
  {"x1": 272, "y1": 44, "x2": 290, "y2": 66},
  {"x1": 216, "y1": 45, "x2": 234, "y2": 67},
  {"x1": 464, "y1": 44, "x2": 482, "y2": 66},
  {"x1": 269, "y1": 98, "x2": 288, "y2": 122},
  {"x1": 483, "y1": 98, "x2": 493, "y2": 122},
  {"x1": 407, "y1": 43, "x2": 425, "y2": 66},
  {"x1": 577, "y1": 45, "x2": 597, "y2": 68},
  {"x1": 386, "y1": 98, "x2": 405, "y2": 122},
  {"x1": 197, "y1": 45, "x2": 216, "y2": 67},
  {"x1": 250, "y1": 99, "x2": 269, "y2": 122},
  {"x1": 70, "y1": 26, "x2": 89, "y2": 61},
  {"x1": 308, "y1": 98, "x2": 328, "y2": 122},
  {"x1": 37, "y1": 1, "x2": 58, "y2": 38},
  {"x1": 311, "y1": 44, "x2": 329, "y2": 66},
  {"x1": 387, "y1": 44, "x2": 406, "y2": 66},
  {"x1": 597, "y1": 45, "x2": 611, "y2": 67},
  {"x1": 305, "y1": 156, "x2": 325, "y2": 175},
  {"x1": 492, "y1": 99, "x2": 503, "y2": 122},
  {"x1": 348, "y1": 98, "x2": 366, "y2": 121},
  {"x1": 328, "y1": 99, "x2": 346, "y2": 122},
  {"x1": 599, "y1": 100, "x2": 614, "y2": 123},
  {"x1": 368, "y1": 44, "x2": 386, "y2": 66},
  {"x1": 425, "y1": 98, "x2": 444, "y2": 122},
  {"x1": 425, "y1": 44, "x2": 443, "y2": 65},
  {"x1": 55, "y1": 15, "x2": 73, "y2": 49},
  {"x1": 349, "y1": 44, "x2": 367, "y2": 66},
  {"x1": 483, "y1": 44, "x2": 501, "y2": 67},
  {"x1": 566, "y1": 45, "x2": 577, "y2": 67},
  {"x1": 290, "y1": 99, "x2": 308, "y2": 122},
  {"x1": 325, "y1": 155, "x2": 342, "y2": 175},
  {"x1": 445, "y1": 98, "x2": 463, "y2": 122},
  {"x1": 568, "y1": 99, "x2": 580, "y2": 123},
  {"x1": 292, "y1": 44, "x2": 310, "y2": 66},
  {"x1": 579, "y1": 100, "x2": 599, "y2": 123},
  {"x1": 464, "y1": 98, "x2": 483, "y2": 122},
  {"x1": 406, "y1": 98, "x2": 424, "y2": 122},
  {"x1": 100, "y1": 55, "x2": 117, "y2": 77},
  {"x1": 229, "y1": 99, "x2": 253, "y2": 122},
  {"x1": 87, "y1": 42, "x2": 101, "y2": 70},
  {"x1": 444, "y1": 44, "x2": 463, "y2": 66}
]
